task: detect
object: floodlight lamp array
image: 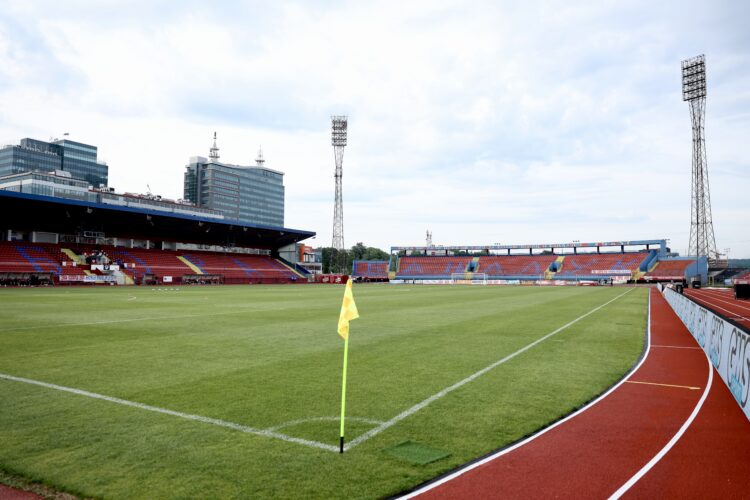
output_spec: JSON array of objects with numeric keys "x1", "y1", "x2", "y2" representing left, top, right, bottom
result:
[
  {"x1": 331, "y1": 116, "x2": 348, "y2": 146},
  {"x1": 682, "y1": 54, "x2": 706, "y2": 101}
]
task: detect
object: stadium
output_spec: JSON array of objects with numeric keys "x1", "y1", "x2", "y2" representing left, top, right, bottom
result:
[
  {"x1": 1, "y1": 130, "x2": 749, "y2": 500},
  {"x1": 1, "y1": 8, "x2": 750, "y2": 500}
]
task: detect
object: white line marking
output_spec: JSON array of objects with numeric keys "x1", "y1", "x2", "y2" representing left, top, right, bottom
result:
[
  {"x1": 266, "y1": 416, "x2": 385, "y2": 433},
  {"x1": 0, "y1": 308, "x2": 278, "y2": 333},
  {"x1": 683, "y1": 291, "x2": 750, "y2": 322},
  {"x1": 687, "y1": 290, "x2": 750, "y2": 314},
  {"x1": 0, "y1": 372, "x2": 339, "y2": 453},
  {"x1": 351, "y1": 288, "x2": 635, "y2": 452},
  {"x1": 650, "y1": 344, "x2": 701, "y2": 350},
  {"x1": 400, "y1": 287, "x2": 649, "y2": 498},
  {"x1": 608, "y1": 354, "x2": 713, "y2": 499}
]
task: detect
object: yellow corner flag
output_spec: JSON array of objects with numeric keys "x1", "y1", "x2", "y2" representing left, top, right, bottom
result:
[
  {"x1": 338, "y1": 279, "x2": 359, "y2": 453},
  {"x1": 337, "y1": 279, "x2": 359, "y2": 340}
]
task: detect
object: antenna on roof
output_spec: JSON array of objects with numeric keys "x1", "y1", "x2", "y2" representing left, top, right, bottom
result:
[
  {"x1": 209, "y1": 131, "x2": 220, "y2": 161},
  {"x1": 255, "y1": 146, "x2": 265, "y2": 166}
]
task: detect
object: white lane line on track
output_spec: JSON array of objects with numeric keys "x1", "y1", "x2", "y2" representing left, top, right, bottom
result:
[
  {"x1": 0, "y1": 372, "x2": 339, "y2": 453},
  {"x1": 400, "y1": 287, "x2": 646, "y2": 499},
  {"x1": 683, "y1": 293, "x2": 750, "y2": 322},
  {"x1": 608, "y1": 353, "x2": 713, "y2": 499},
  {"x1": 651, "y1": 344, "x2": 701, "y2": 350},
  {"x1": 687, "y1": 290, "x2": 750, "y2": 313}
]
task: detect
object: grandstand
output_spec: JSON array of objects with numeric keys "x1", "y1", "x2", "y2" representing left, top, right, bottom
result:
[
  {"x1": 0, "y1": 240, "x2": 304, "y2": 286},
  {"x1": 0, "y1": 189, "x2": 314, "y2": 286},
  {"x1": 476, "y1": 255, "x2": 557, "y2": 279},
  {"x1": 389, "y1": 240, "x2": 708, "y2": 284},
  {"x1": 554, "y1": 251, "x2": 650, "y2": 279},
  {"x1": 351, "y1": 260, "x2": 389, "y2": 281},
  {"x1": 643, "y1": 259, "x2": 696, "y2": 281},
  {"x1": 1, "y1": 186, "x2": 714, "y2": 289},
  {"x1": 397, "y1": 256, "x2": 473, "y2": 278}
]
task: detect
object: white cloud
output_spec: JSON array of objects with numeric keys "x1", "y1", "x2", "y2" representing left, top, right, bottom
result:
[{"x1": 0, "y1": 0, "x2": 748, "y2": 255}]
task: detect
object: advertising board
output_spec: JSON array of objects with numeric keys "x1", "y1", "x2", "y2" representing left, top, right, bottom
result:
[{"x1": 662, "y1": 287, "x2": 750, "y2": 421}]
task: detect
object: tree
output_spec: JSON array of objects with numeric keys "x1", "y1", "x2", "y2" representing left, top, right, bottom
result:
[{"x1": 318, "y1": 243, "x2": 389, "y2": 274}]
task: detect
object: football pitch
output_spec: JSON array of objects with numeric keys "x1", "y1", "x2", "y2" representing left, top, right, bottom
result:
[{"x1": 0, "y1": 284, "x2": 647, "y2": 498}]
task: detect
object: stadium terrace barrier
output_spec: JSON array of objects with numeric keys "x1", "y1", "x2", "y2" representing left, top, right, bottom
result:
[{"x1": 662, "y1": 286, "x2": 750, "y2": 422}]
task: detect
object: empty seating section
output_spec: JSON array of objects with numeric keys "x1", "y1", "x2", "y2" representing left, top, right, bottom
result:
[
  {"x1": 557, "y1": 252, "x2": 648, "y2": 278},
  {"x1": 352, "y1": 260, "x2": 389, "y2": 278},
  {"x1": 0, "y1": 242, "x2": 63, "y2": 274},
  {"x1": 106, "y1": 248, "x2": 192, "y2": 282},
  {"x1": 644, "y1": 259, "x2": 694, "y2": 279},
  {"x1": 476, "y1": 255, "x2": 557, "y2": 277},
  {"x1": 181, "y1": 252, "x2": 298, "y2": 282},
  {"x1": 0, "y1": 241, "x2": 299, "y2": 284},
  {"x1": 397, "y1": 256, "x2": 471, "y2": 277}
]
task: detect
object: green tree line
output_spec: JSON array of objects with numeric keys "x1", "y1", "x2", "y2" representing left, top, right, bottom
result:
[{"x1": 320, "y1": 242, "x2": 389, "y2": 274}]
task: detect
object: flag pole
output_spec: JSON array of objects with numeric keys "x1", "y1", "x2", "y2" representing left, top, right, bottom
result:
[
  {"x1": 337, "y1": 279, "x2": 358, "y2": 454},
  {"x1": 339, "y1": 335, "x2": 350, "y2": 453}
]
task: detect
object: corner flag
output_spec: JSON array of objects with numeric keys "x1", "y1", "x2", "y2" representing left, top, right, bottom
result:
[
  {"x1": 337, "y1": 279, "x2": 359, "y2": 340},
  {"x1": 338, "y1": 278, "x2": 359, "y2": 453}
]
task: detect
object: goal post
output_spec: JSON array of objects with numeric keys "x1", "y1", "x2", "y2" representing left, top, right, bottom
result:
[{"x1": 451, "y1": 273, "x2": 488, "y2": 285}]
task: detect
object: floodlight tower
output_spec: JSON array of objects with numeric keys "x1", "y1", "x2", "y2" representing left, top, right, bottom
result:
[
  {"x1": 330, "y1": 116, "x2": 348, "y2": 274},
  {"x1": 681, "y1": 55, "x2": 717, "y2": 262}
]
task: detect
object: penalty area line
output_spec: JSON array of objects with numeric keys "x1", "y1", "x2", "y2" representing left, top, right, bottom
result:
[
  {"x1": 0, "y1": 372, "x2": 339, "y2": 453},
  {"x1": 349, "y1": 287, "x2": 636, "y2": 452}
]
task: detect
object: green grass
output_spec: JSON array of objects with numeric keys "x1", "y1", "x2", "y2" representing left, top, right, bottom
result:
[{"x1": 0, "y1": 284, "x2": 647, "y2": 499}]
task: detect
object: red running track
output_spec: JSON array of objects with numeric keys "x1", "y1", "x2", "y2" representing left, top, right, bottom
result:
[
  {"x1": 409, "y1": 289, "x2": 750, "y2": 499},
  {"x1": 0, "y1": 485, "x2": 42, "y2": 500},
  {"x1": 684, "y1": 288, "x2": 750, "y2": 328}
]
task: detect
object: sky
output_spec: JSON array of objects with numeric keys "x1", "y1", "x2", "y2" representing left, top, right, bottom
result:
[{"x1": 0, "y1": 0, "x2": 748, "y2": 256}]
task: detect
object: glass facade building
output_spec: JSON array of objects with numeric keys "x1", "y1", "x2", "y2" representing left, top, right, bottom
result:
[
  {"x1": 184, "y1": 156, "x2": 285, "y2": 227},
  {"x1": 0, "y1": 138, "x2": 108, "y2": 187}
]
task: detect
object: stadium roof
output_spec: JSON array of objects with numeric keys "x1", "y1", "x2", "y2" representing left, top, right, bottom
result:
[
  {"x1": 0, "y1": 190, "x2": 315, "y2": 249},
  {"x1": 391, "y1": 239, "x2": 667, "y2": 252}
]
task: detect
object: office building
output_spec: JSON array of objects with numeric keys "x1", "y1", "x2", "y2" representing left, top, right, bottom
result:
[
  {"x1": 183, "y1": 135, "x2": 285, "y2": 227},
  {"x1": 0, "y1": 137, "x2": 108, "y2": 187}
]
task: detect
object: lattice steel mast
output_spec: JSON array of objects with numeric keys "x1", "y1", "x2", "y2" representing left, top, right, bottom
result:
[
  {"x1": 682, "y1": 55, "x2": 717, "y2": 261},
  {"x1": 330, "y1": 116, "x2": 348, "y2": 274}
]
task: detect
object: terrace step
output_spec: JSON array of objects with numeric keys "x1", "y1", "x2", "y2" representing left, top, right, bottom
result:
[
  {"x1": 275, "y1": 258, "x2": 305, "y2": 279},
  {"x1": 545, "y1": 255, "x2": 565, "y2": 279},
  {"x1": 177, "y1": 255, "x2": 203, "y2": 274},
  {"x1": 61, "y1": 248, "x2": 84, "y2": 265}
]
